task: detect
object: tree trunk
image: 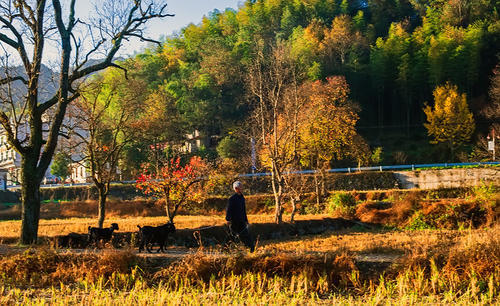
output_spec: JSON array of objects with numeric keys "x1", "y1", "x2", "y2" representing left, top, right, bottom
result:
[
  {"x1": 97, "y1": 185, "x2": 107, "y2": 228},
  {"x1": 165, "y1": 200, "x2": 173, "y2": 222},
  {"x1": 164, "y1": 189, "x2": 173, "y2": 223},
  {"x1": 314, "y1": 172, "x2": 321, "y2": 207},
  {"x1": 271, "y1": 166, "x2": 283, "y2": 224},
  {"x1": 450, "y1": 144, "x2": 456, "y2": 162},
  {"x1": 20, "y1": 159, "x2": 41, "y2": 245},
  {"x1": 378, "y1": 92, "x2": 383, "y2": 139},
  {"x1": 320, "y1": 169, "x2": 326, "y2": 196},
  {"x1": 406, "y1": 95, "x2": 411, "y2": 137},
  {"x1": 290, "y1": 197, "x2": 297, "y2": 223}
]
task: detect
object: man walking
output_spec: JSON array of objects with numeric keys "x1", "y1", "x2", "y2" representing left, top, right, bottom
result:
[{"x1": 226, "y1": 181, "x2": 255, "y2": 252}]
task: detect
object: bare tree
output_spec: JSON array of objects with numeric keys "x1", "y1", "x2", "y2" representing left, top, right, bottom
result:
[
  {"x1": 247, "y1": 41, "x2": 304, "y2": 224},
  {"x1": 485, "y1": 65, "x2": 500, "y2": 133},
  {"x1": 0, "y1": 0, "x2": 172, "y2": 244},
  {"x1": 474, "y1": 65, "x2": 500, "y2": 160}
]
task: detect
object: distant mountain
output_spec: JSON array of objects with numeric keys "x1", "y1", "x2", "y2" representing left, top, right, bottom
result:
[{"x1": 0, "y1": 57, "x2": 126, "y2": 107}]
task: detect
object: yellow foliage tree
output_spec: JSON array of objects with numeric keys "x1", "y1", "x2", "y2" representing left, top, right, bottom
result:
[
  {"x1": 298, "y1": 76, "x2": 361, "y2": 205},
  {"x1": 424, "y1": 83, "x2": 475, "y2": 158},
  {"x1": 299, "y1": 77, "x2": 359, "y2": 166}
]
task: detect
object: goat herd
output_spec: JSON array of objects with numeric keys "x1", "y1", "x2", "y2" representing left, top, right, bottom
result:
[{"x1": 85, "y1": 222, "x2": 176, "y2": 253}]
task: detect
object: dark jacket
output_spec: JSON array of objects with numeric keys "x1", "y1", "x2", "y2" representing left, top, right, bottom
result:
[{"x1": 226, "y1": 193, "x2": 248, "y2": 224}]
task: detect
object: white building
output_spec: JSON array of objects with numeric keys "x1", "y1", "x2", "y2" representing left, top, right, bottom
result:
[
  {"x1": 0, "y1": 134, "x2": 21, "y2": 185},
  {"x1": 0, "y1": 134, "x2": 57, "y2": 185},
  {"x1": 69, "y1": 161, "x2": 91, "y2": 183}
]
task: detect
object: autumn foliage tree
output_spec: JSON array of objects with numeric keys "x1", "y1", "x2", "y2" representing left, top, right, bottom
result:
[
  {"x1": 424, "y1": 83, "x2": 475, "y2": 159},
  {"x1": 320, "y1": 15, "x2": 366, "y2": 72},
  {"x1": 136, "y1": 156, "x2": 209, "y2": 223},
  {"x1": 71, "y1": 71, "x2": 144, "y2": 228},
  {"x1": 298, "y1": 76, "x2": 361, "y2": 205}
]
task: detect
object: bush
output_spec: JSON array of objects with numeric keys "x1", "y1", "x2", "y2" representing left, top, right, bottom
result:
[
  {"x1": 216, "y1": 136, "x2": 244, "y2": 159},
  {"x1": 327, "y1": 192, "x2": 356, "y2": 216},
  {"x1": 405, "y1": 211, "x2": 433, "y2": 230},
  {"x1": 470, "y1": 182, "x2": 497, "y2": 204},
  {"x1": 300, "y1": 199, "x2": 324, "y2": 215}
]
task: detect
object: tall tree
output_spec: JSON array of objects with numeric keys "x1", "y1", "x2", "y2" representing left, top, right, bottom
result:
[
  {"x1": 70, "y1": 71, "x2": 143, "y2": 228},
  {"x1": 0, "y1": 0, "x2": 172, "y2": 244},
  {"x1": 248, "y1": 41, "x2": 302, "y2": 224},
  {"x1": 298, "y1": 76, "x2": 361, "y2": 205},
  {"x1": 320, "y1": 15, "x2": 365, "y2": 72},
  {"x1": 486, "y1": 66, "x2": 500, "y2": 127}
]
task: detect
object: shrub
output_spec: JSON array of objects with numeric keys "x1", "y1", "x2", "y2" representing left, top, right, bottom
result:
[
  {"x1": 405, "y1": 211, "x2": 433, "y2": 230},
  {"x1": 327, "y1": 192, "x2": 356, "y2": 216},
  {"x1": 216, "y1": 136, "x2": 244, "y2": 159},
  {"x1": 371, "y1": 147, "x2": 383, "y2": 165},
  {"x1": 300, "y1": 199, "x2": 324, "y2": 215},
  {"x1": 470, "y1": 182, "x2": 497, "y2": 204}
]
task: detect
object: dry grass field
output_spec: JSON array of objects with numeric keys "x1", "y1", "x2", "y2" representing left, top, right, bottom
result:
[
  {"x1": 0, "y1": 185, "x2": 498, "y2": 304},
  {"x1": 0, "y1": 224, "x2": 498, "y2": 304}
]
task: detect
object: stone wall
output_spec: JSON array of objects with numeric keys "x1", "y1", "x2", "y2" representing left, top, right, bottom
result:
[{"x1": 394, "y1": 167, "x2": 499, "y2": 189}]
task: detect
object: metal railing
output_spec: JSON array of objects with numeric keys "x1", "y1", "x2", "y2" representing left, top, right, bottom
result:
[{"x1": 237, "y1": 161, "x2": 499, "y2": 178}]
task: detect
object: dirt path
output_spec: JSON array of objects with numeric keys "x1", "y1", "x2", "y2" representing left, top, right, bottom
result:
[
  {"x1": 355, "y1": 253, "x2": 401, "y2": 263},
  {"x1": 0, "y1": 243, "x2": 403, "y2": 269}
]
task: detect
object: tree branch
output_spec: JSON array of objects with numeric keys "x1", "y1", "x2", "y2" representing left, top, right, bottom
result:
[
  {"x1": 38, "y1": 91, "x2": 79, "y2": 114},
  {"x1": 0, "y1": 75, "x2": 28, "y2": 85},
  {"x1": 109, "y1": 63, "x2": 129, "y2": 80},
  {"x1": 0, "y1": 111, "x2": 25, "y2": 154},
  {"x1": 0, "y1": 8, "x2": 31, "y2": 70},
  {"x1": 126, "y1": 32, "x2": 162, "y2": 45},
  {"x1": 69, "y1": 1, "x2": 173, "y2": 82}
]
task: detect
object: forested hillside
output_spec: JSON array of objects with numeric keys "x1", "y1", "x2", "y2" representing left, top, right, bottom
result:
[{"x1": 117, "y1": 0, "x2": 499, "y2": 171}]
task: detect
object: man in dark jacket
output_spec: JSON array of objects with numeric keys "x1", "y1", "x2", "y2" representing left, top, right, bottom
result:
[{"x1": 226, "y1": 181, "x2": 255, "y2": 252}]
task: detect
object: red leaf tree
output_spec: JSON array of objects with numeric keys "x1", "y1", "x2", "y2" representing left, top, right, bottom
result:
[{"x1": 136, "y1": 156, "x2": 208, "y2": 223}]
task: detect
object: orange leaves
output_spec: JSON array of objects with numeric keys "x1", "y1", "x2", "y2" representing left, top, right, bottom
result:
[
  {"x1": 256, "y1": 75, "x2": 362, "y2": 170},
  {"x1": 135, "y1": 156, "x2": 209, "y2": 206},
  {"x1": 319, "y1": 15, "x2": 365, "y2": 66},
  {"x1": 306, "y1": 76, "x2": 350, "y2": 109},
  {"x1": 297, "y1": 76, "x2": 360, "y2": 166}
]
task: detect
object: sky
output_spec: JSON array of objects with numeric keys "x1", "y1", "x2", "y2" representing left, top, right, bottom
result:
[{"x1": 147, "y1": 0, "x2": 243, "y2": 37}]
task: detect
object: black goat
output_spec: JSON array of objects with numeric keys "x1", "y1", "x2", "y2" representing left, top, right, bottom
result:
[
  {"x1": 54, "y1": 233, "x2": 89, "y2": 249},
  {"x1": 137, "y1": 222, "x2": 176, "y2": 253},
  {"x1": 88, "y1": 223, "x2": 119, "y2": 247}
]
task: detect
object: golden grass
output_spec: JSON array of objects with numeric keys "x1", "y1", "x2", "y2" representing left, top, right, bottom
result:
[
  {"x1": 258, "y1": 228, "x2": 461, "y2": 255},
  {"x1": 260, "y1": 224, "x2": 500, "y2": 262},
  {"x1": 0, "y1": 243, "x2": 498, "y2": 304},
  {"x1": 0, "y1": 221, "x2": 498, "y2": 304},
  {"x1": 0, "y1": 186, "x2": 497, "y2": 303},
  {"x1": 1, "y1": 285, "x2": 496, "y2": 305}
]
